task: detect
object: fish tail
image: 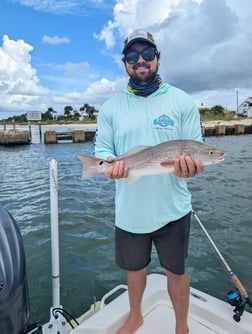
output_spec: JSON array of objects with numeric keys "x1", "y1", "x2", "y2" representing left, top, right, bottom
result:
[{"x1": 78, "y1": 154, "x2": 104, "y2": 179}]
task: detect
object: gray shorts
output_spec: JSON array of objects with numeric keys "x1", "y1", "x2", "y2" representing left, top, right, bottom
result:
[{"x1": 115, "y1": 212, "x2": 191, "y2": 275}]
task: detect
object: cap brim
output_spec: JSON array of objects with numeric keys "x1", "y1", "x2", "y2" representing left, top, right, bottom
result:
[{"x1": 122, "y1": 38, "x2": 156, "y2": 54}]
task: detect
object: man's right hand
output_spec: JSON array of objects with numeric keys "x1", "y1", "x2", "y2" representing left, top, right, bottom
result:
[{"x1": 104, "y1": 157, "x2": 129, "y2": 179}]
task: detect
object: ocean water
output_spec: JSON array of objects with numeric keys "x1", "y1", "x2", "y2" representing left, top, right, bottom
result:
[{"x1": 0, "y1": 134, "x2": 252, "y2": 326}]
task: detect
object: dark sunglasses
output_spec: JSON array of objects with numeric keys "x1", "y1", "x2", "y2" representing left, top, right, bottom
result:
[{"x1": 124, "y1": 49, "x2": 158, "y2": 64}]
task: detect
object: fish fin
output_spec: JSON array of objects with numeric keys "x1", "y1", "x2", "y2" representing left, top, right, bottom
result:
[
  {"x1": 126, "y1": 172, "x2": 142, "y2": 185},
  {"x1": 160, "y1": 160, "x2": 175, "y2": 171},
  {"x1": 117, "y1": 145, "x2": 150, "y2": 160},
  {"x1": 78, "y1": 154, "x2": 105, "y2": 179}
]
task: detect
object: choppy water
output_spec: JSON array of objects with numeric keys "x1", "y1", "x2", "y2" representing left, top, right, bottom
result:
[{"x1": 0, "y1": 134, "x2": 252, "y2": 325}]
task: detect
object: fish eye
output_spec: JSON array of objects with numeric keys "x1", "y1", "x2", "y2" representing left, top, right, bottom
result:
[
  {"x1": 99, "y1": 161, "x2": 104, "y2": 165},
  {"x1": 209, "y1": 151, "x2": 213, "y2": 155}
]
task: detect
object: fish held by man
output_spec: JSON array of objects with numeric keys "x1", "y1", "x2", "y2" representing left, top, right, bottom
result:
[{"x1": 78, "y1": 139, "x2": 225, "y2": 185}]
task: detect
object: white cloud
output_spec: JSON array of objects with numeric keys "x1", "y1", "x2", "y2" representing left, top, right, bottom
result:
[
  {"x1": 94, "y1": 20, "x2": 117, "y2": 48},
  {"x1": 0, "y1": 38, "x2": 127, "y2": 114},
  {"x1": 13, "y1": 0, "x2": 88, "y2": 15},
  {"x1": 96, "y1": 0, "x2": 252, "y2": 109},
  {"x1": 1, "y1": 0, "x2": 252, "y2": 118},
  {"x1": 50, "y1": 77, "x2": 127, "y2": 110},
  {"x1": 64, "y1": 61, "x2": 90, "y2": 74},
  {"x1": 12, "y1": 0, "x2": 113, "y2": 15},
  {"x1": 98, "y1": 0, "x2": 181, "y2": 48},
  {"x1": 42, "y1": 35, "x2": 70, "y2": 45},
  {"x1": 0, "y1": 35, "x2": 49, "y2": 113},
  {"x1": 82, "y1": 77, "x2": 127, "y2": 103}
]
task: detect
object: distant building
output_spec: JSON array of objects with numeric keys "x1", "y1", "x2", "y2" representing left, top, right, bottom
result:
[
  {"x1": 79, "y1": 108, "x2": 99, "y2": 120},
  {"x1": 238, "y1": 97, "x2": 252, "y2": 117},
  {"x1": 51, "y1": 111, "x2": 58, "y2": 120},
  {"x1": 79, "y1": 108, "x2": 89, "y2": 121},
  {"x1": 93, "y1": 111, "x2": 99, "y2": 119}
]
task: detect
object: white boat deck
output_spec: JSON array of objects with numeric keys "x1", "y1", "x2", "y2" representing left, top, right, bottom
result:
[{"x1": 71, "y1": 273, "x2": 252, "y2": 334}]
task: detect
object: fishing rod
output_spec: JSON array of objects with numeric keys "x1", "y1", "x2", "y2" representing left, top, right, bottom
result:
[{"x1": 191, "y1": 210, "x2": 252, "y2": 321}]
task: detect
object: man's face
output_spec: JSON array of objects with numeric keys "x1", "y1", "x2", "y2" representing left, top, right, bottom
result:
[{"x1": 124, "y1": 42, "x2": 159, "y2": 85}]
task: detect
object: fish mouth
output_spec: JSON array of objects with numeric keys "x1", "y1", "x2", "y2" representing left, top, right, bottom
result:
[{"x1": 213, "y1": 155, "x2": 225, "y2": 165}]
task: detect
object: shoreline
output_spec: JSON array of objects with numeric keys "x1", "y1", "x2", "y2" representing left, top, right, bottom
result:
[
  {"x1": 41, "y1": 118, "x2": 252, "y2": 129},
  {"x1": 1, "y1": 119, "x2": 252, "y2": 144},
  {"x1": 202, "y1": 118, "x2": 252, "y2": 127},
  {"x1": 1, "y1": 118, "x2": 252, "y2": 132}
]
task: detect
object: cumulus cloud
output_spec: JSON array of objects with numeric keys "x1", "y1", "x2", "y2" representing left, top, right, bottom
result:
[
  {"x1": 1, "y1": 0, "x2": 252, "y2": 117},
  {"x1": 42, "y1": 35, "x2": 70, "y2": 45},
  {"x1": 99, "y1": 0, "x2": 252, "y2": 99},
  {"x1": 11, "y1": 0, "x2": 113, "y2": 16},
  {"x1": 94, "y1": 20, "x2": 117, "y2": 49},
  {"x1": 12, "y1": 0, "x2": 88, "y2": 15},
  {"x1": 50, "y1": 77, "x2": 127, "y2": 110},
  {"x1": 82, "y1": 77, "x2": 127, "y2": 103},
  {"x1": 0, "y1": 35, "x2": 49, "y2": 112}
]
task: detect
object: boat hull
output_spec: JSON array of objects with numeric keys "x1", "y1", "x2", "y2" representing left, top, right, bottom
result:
[{"x1": 70, "y1": 273, "x2": 252, "y2": 334}]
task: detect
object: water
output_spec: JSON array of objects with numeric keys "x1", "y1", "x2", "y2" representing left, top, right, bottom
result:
[{"x1": 0, "y1": 134, "x2": 252, "y2": 325}]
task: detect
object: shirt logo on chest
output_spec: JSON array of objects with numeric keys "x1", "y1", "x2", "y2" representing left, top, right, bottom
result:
[{"x1": 153, "y1": 114, "x2": 174, "y2": 129}]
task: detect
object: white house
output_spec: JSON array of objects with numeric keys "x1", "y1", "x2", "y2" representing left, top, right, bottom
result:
[
  {"x1": 79, "y1": 108, "x2": 99, "y2": 120},
  {"x1": 238, "y1": 97, "x2": 252, "y2": 117},
  {"x1": 79, "y1": 108, "x2": 89, "y2": 121},
  {"x1": 93, "y1": 111, "x2": 99, "y2": 119},
  {"x1": 51, "y1": 110, "x2": 58, "y2": 120}
]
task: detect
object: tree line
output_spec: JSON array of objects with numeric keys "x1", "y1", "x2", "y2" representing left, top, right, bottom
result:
[
  {"x1": 1, "y1": 104, "x2": 237, "y2": 124},
  {"x1": 1, "y1": 103, "x2": 99, "y2": 123},
  {"x1": 199, "y1": 105, "x2": 235, "y2": 121}
]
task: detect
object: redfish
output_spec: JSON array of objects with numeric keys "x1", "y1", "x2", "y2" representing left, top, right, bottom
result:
[{"x1": 78, "y1": 140, "x2": 224, "y2": 185}]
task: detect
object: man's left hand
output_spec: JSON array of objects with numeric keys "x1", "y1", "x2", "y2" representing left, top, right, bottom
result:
[{"x1": 174, "y1": 155, "x2": 204, "y2": 178}]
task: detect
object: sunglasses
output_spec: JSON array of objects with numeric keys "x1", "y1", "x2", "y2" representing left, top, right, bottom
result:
[{"x1": 124, "y1": 49, "x2": 158, "y2": 64}]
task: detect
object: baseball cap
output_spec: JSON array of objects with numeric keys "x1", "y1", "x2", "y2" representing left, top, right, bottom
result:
[{"x1": 122, "y1": 29, "x2": 157, "y2": 54}]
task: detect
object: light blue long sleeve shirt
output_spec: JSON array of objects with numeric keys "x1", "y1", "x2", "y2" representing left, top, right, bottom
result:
[{"x1": 95, "y1": 83, "x2": 202, "y2": 233}]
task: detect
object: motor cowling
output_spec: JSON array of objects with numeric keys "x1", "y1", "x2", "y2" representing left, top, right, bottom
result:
[{"x1": 0, "y1": 205, "x2": 29, "y2": 334}]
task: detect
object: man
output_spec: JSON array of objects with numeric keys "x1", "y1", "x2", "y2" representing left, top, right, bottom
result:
[{"x1": 95, "y1": 29, "x2": 204, "y2": 334}]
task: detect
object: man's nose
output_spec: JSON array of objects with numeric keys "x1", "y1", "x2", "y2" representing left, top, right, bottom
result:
[{"x1": 137, "y1": 53, "x2": 145, "y2": 63}]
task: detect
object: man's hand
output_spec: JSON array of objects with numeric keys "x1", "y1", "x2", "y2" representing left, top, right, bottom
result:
[
  {"x1": 104, "y1": 157, "x2": 129, "y2": 179},
  {"x1": 174, "y1": 155, "x2": 204, "y2": 178}
]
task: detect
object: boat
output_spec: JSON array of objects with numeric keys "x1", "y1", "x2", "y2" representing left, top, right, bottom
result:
[
  {"x1": 67, "y1": 273, "x2": 252, "y2": 334},
  {"x1": 1, "y1": 160, "x2": 251, "y2": 334}
]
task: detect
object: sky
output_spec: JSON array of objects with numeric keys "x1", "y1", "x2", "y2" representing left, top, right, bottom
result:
[{"x1": 0, "y1": 0, "x2": 252, "y2": 120}]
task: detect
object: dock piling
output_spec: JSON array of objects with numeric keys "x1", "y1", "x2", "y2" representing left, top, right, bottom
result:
[
  {"x1": 44, "y1": 131, "x2": 57, "y2": 144},
  {"x1": 44, "y1": 130, "x2": 93, "y2": 144},
  {"x1": 73, "y1": 130, "x2": 85, "y2": 143},
  {"x1": 215, "y1": 125, "x2": 226, "y2": 136},
  {"x1": 234, "y1": 124, "x2": 245, "y2": 135}
]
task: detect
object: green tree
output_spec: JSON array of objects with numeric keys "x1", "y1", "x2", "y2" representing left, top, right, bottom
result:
[
  {"x1": 73, "y1": 110, "x2": 80, "y2": 120},
  {"x1": 199, "y1": 107, "x2": 210, "y2": 117},
  {"x1": 64, "y1": 106, "x2": 73, "y2": 117},
  {"x1": 80, "y1": 103, "x2": 98, "y2": 119},
  {"x1": 42, "y1": 108, "x2": 54, "y2": 120},
  {"x1": 210, "y1": 105, "x2": 224, "y2": 116}
]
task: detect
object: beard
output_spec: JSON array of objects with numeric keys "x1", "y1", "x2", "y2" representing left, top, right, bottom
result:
[{"x1": 129, "y1": 63, "x2": 158, "y2": 85}]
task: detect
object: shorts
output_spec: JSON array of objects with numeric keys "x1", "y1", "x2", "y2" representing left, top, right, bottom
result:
[{"x1": 115, "y1": 212, "x2": 191, "y2": 275}]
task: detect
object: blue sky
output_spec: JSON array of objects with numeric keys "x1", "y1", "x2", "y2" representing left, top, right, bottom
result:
[{"x1": 0, "y1": 0, "x2": 252, "y2": 119}]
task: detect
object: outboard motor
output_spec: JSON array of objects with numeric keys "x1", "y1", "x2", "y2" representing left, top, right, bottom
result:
[{"x1": 0, "y1": 205, "x2": 29, "y2": 334}]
